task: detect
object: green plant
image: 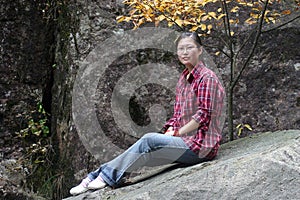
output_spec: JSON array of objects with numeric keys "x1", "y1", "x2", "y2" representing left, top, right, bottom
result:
[
  {"x1": 16, "y1": 101, "x2": 53, "y2": 198},
  {"x1": 17, "y1": 102, "x2": 50, "y2": 138}
]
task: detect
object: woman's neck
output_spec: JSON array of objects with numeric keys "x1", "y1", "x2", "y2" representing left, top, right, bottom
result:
[{"x1": 186, "y1": 64, "x2": 194, "y2": 73}]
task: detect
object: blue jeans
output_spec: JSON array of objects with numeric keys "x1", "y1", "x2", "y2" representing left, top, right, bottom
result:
[{"x1": 88, "y1": 133, "x2": 205, "y2": 187}]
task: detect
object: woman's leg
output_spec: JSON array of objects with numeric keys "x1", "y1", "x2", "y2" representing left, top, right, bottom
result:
[{"x1": 88, "y1": 132, "x2": 203, "y2": 187}]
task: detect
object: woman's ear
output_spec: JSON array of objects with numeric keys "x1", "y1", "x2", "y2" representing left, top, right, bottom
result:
[{"x1": 198, "y1": 46, "x2": 203, "y2": 56}]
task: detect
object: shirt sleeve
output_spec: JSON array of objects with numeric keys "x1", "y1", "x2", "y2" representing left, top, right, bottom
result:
[
  {"x1": 192, "y1": 76, "x2": 218, "y2": 127},
  {"x1": 192, "y1": 76, "x2": 225, "y2": 158}
]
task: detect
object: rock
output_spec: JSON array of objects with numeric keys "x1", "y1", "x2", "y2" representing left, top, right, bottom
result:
[{"x1": 63, "y1": 130, "x2": 300, "y2": 200}]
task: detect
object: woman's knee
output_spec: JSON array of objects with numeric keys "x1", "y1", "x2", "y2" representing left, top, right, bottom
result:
[{"x1": 142, "y1": 132, "x2": 160, "y2": 139}]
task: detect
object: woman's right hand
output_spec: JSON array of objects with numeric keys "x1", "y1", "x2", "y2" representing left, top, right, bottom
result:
[{"x1": 165, "y1": 127, "x2": 176, "y2": 136}]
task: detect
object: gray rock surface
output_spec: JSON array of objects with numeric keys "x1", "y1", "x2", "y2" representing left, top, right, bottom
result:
[{"x1": 63, "y1": 130, "x2": 300, "y2": 200}]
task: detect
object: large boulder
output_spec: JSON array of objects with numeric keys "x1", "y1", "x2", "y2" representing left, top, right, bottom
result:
[{"x1": 63, "y1": 130, "x2": 300, "y2": 200}]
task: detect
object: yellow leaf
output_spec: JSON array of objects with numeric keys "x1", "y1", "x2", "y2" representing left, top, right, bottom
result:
[
  {"x1": 230, "y1": 6, "x2": 239, "y2": 13},
  {"x1": 215, "y1": 51, "x2": 220, "y2": 56},
  {"x1": 250, "y1": 13, "x2": 260, "y2": 19},
  {"x1": 236, "y1": 124, "x2": 242, "y2": 129},
  {"x1": 208, "y1": 12, "x2": 217, "y2": 19},
  {"x1": 144, "y1": 4, "x2": 150, "y2": 10},
  {"x1": 201, "y1": 15, "x2": 209, "y2": 21},
  {"x1": 217, "y1": 14, "x2": 226, "y2": 20},
  {"x1": 266, "y1": 17, "x2": 276, "y2": 24},
  {"x1": 200, "y1": 24, "x2": 207, "y2": 31},
  {"x1": 176, "y1": 10, "x2": 182, "y2": 15},
  {"x1": 157, "y1": 14, "x2": 166, "y2": 21},
  {"x1": 129, "y1": 9, "x2": 137, "y2": 15},
  {"x1": 217, "y1": 7, "x2": 222, "y2": 13},
  {"x1": 230, "y1": 31, "x2": 234, "y2": 36},
  {"x1": 244, "y1": 124, "x2": 253, "y2": 131},
  {"x1": 190, "y1": 26, "x2": 198, "y2": 32},
  {"x1": 238, "y1": 127, "x2": 242, "y2": 136},
  {"x1": 229, "y1": 19, "x2": 239, "y2": 24},
  {"x1": 185, "y1": 19, "x2": 194, "y2": 25},
  {"x1": 207, "y1": 24, "x2": 213, "y2": 30},
  {"x1": 116, "y1": 16, "x2": 125, "y2": 23},
  {"x1": 245, "y1": 18, "x2": 257, "y2": 25},
  {"x1": 175, "y1": 19, "x2": 183, "y2": 27},
  {"x1": 137, "y1": 18, "x2": 145, "y2": 27}
]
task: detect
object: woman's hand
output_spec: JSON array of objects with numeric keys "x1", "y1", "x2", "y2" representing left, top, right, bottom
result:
[{"x1": 164, "y1": 127, "x2": 179, "y2": 136}]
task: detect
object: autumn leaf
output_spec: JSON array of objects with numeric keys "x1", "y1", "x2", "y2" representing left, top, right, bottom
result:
[
  {"x1": 157, "y1": 14, "x2": 166, "y2": 21},
  {"x1": 250, "y1": 12, "x2": 260, "y2": 19},
  {"x1": 175, "y1": 18, "x2": 183, "y2": 27},
  {"x1": 207, "y1": 24, "x2": 213, "y2": 30},
  {"x1": 208, "y1": 12, "x2": 217, "y2": 19},
  {"x1": 230, "y1": 6, "x2": 239, "y2": 13},
  {"x1": 201, "y1": 14, "x2": 209, "y2": 21},
  {"x1": 281, "y1": 10, "x2": 291, "y2": 15},
  {"x1": 190, "y1": 25, "x2": 198, "y2": 32},
  {"x1": 116, "y1": 16, "x2": 125, "y2": 23},
  {"x1": 217, "y1": 13, "x2": 226, "y2": 20},
  {"x1": 200, "y1": 23, "x2": 207, "y2": 31},
  {"x1": 117, "y1": 0, "x2": 298, "y2": 35},
  {"x1": 244, "y1": 124, "x2": 253, "y2": 131},
  {"x1": 245, "y1": 18, "x2": 256, "y2": 25}
]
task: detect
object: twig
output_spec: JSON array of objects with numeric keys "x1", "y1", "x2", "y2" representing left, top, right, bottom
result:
[
  {"x1": 262, "y1": 13, "x2": 300, "y2": 33},
  {"x1": 232, "y1": 0, "x2": 270, "y2": 89}
]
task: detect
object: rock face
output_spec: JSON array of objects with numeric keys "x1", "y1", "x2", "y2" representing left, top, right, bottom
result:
[
  {"x1": 1, "y1": 0, "x2": 299, "y2": 199},
  {"x1": 63, "y1": 130, "x2": 300, "y2": 200}
]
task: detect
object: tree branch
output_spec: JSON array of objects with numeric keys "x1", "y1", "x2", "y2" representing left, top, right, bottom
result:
[
  {"x1": 221, "y1": 0, "x2": 233, "y2": 53},
  {"x1": 262, "y1": 13, "x2": 300, "y2": 33},
  {"x1": 232, "y1": 0, "x2": 270, "y2": 89},
  {"x1": 221, "y1": 0, "x2": 234, "y2": 85},
  {"x1": 235, "y1": 25, "x2": 257, "y2": 60}
]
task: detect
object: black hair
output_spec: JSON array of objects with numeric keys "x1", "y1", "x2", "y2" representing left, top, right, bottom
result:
[{"x1": 175, "y1": 32, "x2": 202, "y2": 48}]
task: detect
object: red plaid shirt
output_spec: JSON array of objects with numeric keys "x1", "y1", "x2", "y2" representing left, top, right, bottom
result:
[{"x1": 163, "y1": 61, "x2": 225, "y2": 159}]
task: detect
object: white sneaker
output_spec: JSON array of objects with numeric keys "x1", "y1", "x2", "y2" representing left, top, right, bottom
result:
[
  {"x1": 70, "y1": 184, "x2": 88, "y2": 195},
  {"x1": 70, "y1": 177, "x2": 91, "y2": 195},
  {"x1": 87, "y1": 176, "x2": 107, "y2": 190}
]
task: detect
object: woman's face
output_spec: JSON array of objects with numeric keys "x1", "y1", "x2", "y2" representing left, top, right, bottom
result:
[{"x1": 177, "y1": 37, "x2": 202, "y2": 67}]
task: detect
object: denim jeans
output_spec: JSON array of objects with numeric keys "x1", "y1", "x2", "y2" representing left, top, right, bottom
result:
[{"x1": 88, "y1": 133, "x2": 205, "y2": 187}]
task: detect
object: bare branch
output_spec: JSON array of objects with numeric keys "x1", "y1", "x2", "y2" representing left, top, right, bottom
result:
[
  {"x1": 235, "y1": 27, "x2": 257, "y2": 59},
  {"x1": 221, "y1": 0, "x2": 233, "y2": 53},
  {"x1": 262, "y1": 13, "x2": 300, "y2": 33},
  {"x1": 232, "y1": 0, "x2": 270, "y2": 89},
  {"x1": 221, "y1": 0, "x2": 234, "y2": 84},
  {"x1": 202, "y1": 43, "x2": 231, "y2": 58}
]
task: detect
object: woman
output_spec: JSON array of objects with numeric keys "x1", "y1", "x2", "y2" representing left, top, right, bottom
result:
[{"x1": 70, "y1": 32, "x2": 225, "y2": 195}]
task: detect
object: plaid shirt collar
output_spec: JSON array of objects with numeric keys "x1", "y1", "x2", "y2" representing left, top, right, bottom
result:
[{"x1": 182, "y1": 61, "x2": 205, "y2": 81}]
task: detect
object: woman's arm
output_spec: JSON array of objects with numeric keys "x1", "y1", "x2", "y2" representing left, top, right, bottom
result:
[
  {"x1": 165, "y1": 119, "x2": 200, "y2": 136},
  {"x1": 177, "y1": 119, "x2": 199, "y2": 136}
]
